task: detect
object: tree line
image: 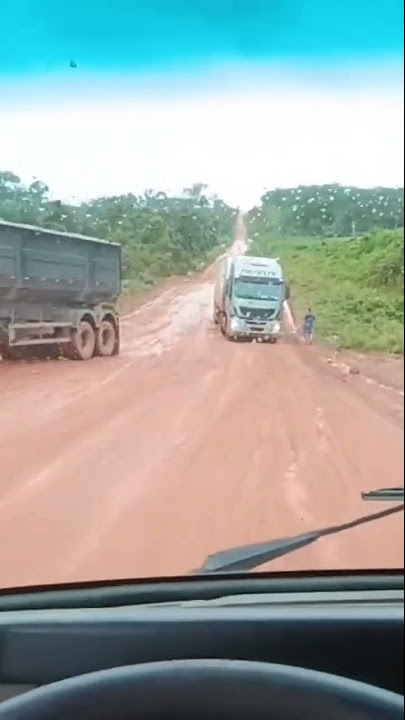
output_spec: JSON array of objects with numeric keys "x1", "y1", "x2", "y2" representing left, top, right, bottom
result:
[
  {"x1": 247, "y1": 184, "x2": 404, "y2": 238},
  {"x1": 0, "y1": 172, "x2": 237, "y2": 288}
]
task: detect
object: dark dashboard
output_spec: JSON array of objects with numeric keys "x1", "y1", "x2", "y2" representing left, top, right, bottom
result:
[{"x1": 0, "y1": 573, "x2": 403, "y2": 707}]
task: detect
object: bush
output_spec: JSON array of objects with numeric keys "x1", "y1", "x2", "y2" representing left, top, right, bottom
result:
[{"x1": 248, "y1": 229, "x2": 404, "y2": 354}]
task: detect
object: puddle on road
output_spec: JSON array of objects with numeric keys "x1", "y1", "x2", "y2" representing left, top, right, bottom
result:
[
  {"x1": 118, "y1": 277, "x2": 300, "y2": 361},
  {"x1": 118, "y1": 239, "x2": 261, "y2": 360},
  {"x1": 121, "y1": 283, "x2": 214, "y2": 358}
]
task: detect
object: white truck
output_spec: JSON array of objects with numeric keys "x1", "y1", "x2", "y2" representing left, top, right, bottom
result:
[{"x1": 213, "y1": 254, "x2": 289, "y2": 342}]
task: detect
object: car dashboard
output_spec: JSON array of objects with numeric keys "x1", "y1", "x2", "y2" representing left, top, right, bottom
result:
[{"x1": 0, "y1": 573, "x2": 403, "y2": 707}]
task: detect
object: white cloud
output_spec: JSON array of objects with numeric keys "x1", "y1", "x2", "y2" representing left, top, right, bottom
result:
[{"x1": 0, "y1": 85, "x2": 403, "y2": 208}]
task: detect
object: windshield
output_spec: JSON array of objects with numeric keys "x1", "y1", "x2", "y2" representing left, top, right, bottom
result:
[
  {"x1": 234, "y1": 278, "x2": 283, "y2": 301},
  {"x1": 0, "y1": 0, "x2": 403, "y2": 590}
]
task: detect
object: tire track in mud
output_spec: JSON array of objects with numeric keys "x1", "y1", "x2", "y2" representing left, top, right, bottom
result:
[{"x1": 0, "y1": 225, "x2": 403, "y2": 586}]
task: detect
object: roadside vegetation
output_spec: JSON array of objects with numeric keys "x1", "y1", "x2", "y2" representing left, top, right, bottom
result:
[
  {"x1": 0, "y1": 172, "x2": 236, "y2": 295},
  {"x1": 2, "y1": 173, "x2": 404, "y2": 353},
  {"x1": 247, "y1": 185, "x2": 404, "y2": 353}
]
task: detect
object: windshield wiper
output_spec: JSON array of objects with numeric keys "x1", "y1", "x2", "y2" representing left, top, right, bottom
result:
[
  {"x1": 362, "y1": 487, "x2": 404, "y2": 502},
  {"x1": 196, "y1": 489, "x2": 404, "y2": 574}
]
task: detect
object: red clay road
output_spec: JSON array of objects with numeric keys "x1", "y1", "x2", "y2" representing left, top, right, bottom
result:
[{"x1": 0, "y1": 228, "x2": 404, "y2": 588}]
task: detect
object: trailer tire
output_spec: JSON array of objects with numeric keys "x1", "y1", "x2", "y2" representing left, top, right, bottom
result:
[
  {"x1": 0, "y1": 346, "x2": 17, "y2": 361},
  {"x1": 96, "y1": 319, "x2": 117, "y2": 357},
  {"x1": 112, "y1": 332, "x2": 120, "y2": 356},
  {"x1": 65, "y1": 321, "x2": 96, "y2": 360},
  {"x1": 0, "y1": 344, "x2": 27, "y2": 361}
]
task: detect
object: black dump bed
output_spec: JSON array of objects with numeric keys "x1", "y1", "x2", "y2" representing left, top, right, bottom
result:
[{"x1": 0, "y1": 220, "x2": 121, "y2": 305}]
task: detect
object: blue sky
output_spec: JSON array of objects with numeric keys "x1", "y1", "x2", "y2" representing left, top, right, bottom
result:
[{"x1": 1, "y1": 1, "x2": 403, "y2": 205}]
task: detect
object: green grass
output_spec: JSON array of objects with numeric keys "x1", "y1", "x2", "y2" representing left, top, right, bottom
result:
[{"x1": 249, "y1": 230, "x2": 404, "y2": 354}]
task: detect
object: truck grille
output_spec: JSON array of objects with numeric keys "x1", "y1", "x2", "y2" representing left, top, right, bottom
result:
[{"x1": 239, "y1": 307, "x2": 275, "y2": 321}]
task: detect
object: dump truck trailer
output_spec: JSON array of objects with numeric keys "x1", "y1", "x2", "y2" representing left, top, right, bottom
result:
[
  {"x1": 213, "y1": 254, "x2": 289, "y2": 342},
  {"x1": 0, "y1": 219, "x2": 121, "y2": 361}
]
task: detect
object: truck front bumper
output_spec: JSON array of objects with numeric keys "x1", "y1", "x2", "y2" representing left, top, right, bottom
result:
[{"x1": 228, "y1": 317, "x2": 281, "y2": 340}]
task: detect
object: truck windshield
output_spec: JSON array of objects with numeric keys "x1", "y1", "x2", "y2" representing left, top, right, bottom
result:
[{"x1": 234, "y1": 278, "x2": 283, "y2": 301}]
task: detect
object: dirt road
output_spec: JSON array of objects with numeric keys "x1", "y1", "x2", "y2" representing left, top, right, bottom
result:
[{"x1": 0, "y1": 225, "x2": 403, "y2": 588}]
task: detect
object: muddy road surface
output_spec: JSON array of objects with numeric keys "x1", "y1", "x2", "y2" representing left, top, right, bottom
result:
[{"x1": 0, "y1": 230, "x2": 403, "y2": 587}]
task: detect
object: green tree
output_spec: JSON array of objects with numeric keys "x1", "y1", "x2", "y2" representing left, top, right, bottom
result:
[
  {"x1": 247, "y1": 184, "x2": 404, "y2": 238},
  {"x1": 0, "y1": 171, "x2": 236, "y2": 288}
]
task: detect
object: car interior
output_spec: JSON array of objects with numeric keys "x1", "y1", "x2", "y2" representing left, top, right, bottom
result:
[{"x1": 0, "y1": 570, "x2": 403, "y2": 718}]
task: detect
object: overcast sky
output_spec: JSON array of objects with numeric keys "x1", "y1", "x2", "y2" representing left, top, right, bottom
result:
[
  {"x1": 1, "y1": 79, "x2": 403, "y2": 209},
  {"x1": 1, "y1": 1, "x2": 403, "y2": 208}
]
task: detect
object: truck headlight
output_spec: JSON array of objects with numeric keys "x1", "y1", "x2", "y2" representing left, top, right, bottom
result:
[
  {"x1": 273, "y1": 321, "x2": 281, "y2": 334},
  {"x1": 230, "y1": 317, "x2": 242, "y2": 331}
]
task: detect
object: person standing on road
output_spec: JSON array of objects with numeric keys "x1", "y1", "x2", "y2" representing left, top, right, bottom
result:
[{"x1": 303, "y1": 308, "x2": 316, "y2": 344}]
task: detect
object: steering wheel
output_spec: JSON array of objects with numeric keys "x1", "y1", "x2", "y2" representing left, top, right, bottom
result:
[{"x1": 0, "y1": 659, "x2": 403, "y2": 719}]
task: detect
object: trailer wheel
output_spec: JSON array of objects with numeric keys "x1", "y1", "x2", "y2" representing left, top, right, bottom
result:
[
  {"x1": 96, "y1": 319, "x2": 117, "y2": 357},
  {"x1": 0, "y1": 345, "x2": 26, "y2": 361},
  {"x1": 112, "y1": 325, "x2": 120, "y2": 356},
  {"x1": 65, "y1": 321, "x2": 96, "y2": 360},
  {"x1": 0, "y1": 346, "x2": 17, "y2": 361}
]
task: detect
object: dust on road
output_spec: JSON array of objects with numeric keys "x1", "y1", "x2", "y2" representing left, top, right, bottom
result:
[{"x1": 0, "y1": 227, "x2": 403, "y2": 588}]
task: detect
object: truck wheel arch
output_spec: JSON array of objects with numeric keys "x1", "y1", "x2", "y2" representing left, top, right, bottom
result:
[{"x1": 79, "y1": 312, "x2": 97, "y2": 329}]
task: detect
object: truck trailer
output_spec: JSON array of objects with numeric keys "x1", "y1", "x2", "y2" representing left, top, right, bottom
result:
[
  {"x1": 213, "y1": 254, "x2": 289, "y2": 342},
  {"x1": 0, "y1": 219, "x2": 121, "y2": 361}
]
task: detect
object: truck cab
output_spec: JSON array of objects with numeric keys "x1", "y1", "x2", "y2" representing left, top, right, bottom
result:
[{"x1": 214, "y1": 255, "x2": 288, "y2": 342}]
